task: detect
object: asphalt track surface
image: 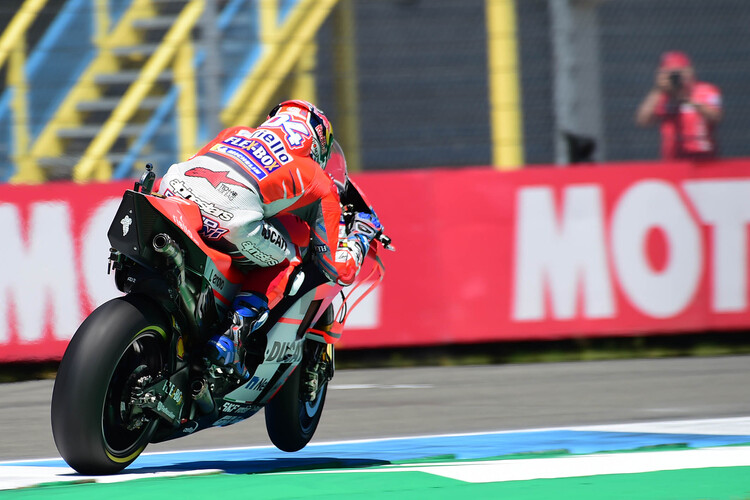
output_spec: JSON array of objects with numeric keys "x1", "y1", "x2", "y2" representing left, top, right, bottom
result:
[{"x1": 1, "y1": 355, "x2": 748, "y2": 462}]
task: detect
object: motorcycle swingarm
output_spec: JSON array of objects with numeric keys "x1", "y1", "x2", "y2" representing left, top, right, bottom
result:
[{"x1": 131, "y1": 366, "x2": 190, "y2": 427}]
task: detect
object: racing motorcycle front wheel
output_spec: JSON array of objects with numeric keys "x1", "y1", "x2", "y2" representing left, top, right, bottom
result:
[
  {"x1": 264, "y1": 358, "x2": 329, "y2": 452},
  {"x1": 51, "y1": 294, "x2": 170, "y2": 475}
]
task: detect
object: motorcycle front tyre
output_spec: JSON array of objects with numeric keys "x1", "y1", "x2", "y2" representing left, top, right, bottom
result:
[
  {"x1": 51, "y1": 294, "x2": 170, "y2": 475},
  {"x1": 264, "y1": 362, "x2": 328, "y2": 452}
]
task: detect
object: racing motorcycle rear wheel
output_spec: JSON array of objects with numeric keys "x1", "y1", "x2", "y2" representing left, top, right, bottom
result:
[
  {"x1": 51, "y1": 294, "x2": 170, "y2": 475},
  {"x1": 264, "y1": 359, "x2": 329, "y2": 452}
]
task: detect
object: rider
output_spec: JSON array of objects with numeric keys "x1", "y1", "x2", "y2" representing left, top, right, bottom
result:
[{"x1": 157, "y1": 100, "x2": 382, "y2": 377}]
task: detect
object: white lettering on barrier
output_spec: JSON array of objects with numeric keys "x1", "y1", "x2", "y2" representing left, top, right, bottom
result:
[
  {"x1": 684, "y1": 181, "x2": 750, "y2": 313},
  {"x1": 0, "y1": 202, "x2": 80, "y2": 343},
  {"x1": 611, "y1": 180, "x2": 701, "y2": 318},
  {"x1": 513, "y1": 185, "x2": 614, "y2": 321},
  {"x1": 82, "y1": 198, "x2": 122, "y2": 310},
  {"x1": 513, "y1": 178, "x2": 750, "y2": 322}
]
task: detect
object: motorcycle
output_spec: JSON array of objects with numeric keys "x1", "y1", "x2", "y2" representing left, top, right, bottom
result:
[{"x1": 50, "y1": 142, "x2": 392, "y2": 475}]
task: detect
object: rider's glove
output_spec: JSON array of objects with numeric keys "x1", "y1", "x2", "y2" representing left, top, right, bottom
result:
[
  {"x1": 342, "y1": 211, "x2": 382, "y2": 268},
  {"x1": 348, "y1": 211, "x2": 382, "y2": 252}
]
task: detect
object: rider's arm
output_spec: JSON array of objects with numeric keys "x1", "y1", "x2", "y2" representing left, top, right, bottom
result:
[
  {"x1": 313, "y1": 187, "x2": 383, "y2": 286},
  {"x1": 313, "y1": 188, "x2": 361, "y2": 286}
]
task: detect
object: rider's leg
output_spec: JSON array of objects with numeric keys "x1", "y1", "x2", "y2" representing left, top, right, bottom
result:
[
  {"x1": 205, "y1": 291, "x2": 270, "y2": 379},
  {"x1": 206, "y1": 215, "x2": 310, "y2": 377}
]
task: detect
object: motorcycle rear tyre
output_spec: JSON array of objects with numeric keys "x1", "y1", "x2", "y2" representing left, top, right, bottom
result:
[
  {"x1": 264, "y1": 364, "x2": 328, "y2": 452},
  {"x1": 51, "y1": 295, "x2": 169, "y2": 475}
]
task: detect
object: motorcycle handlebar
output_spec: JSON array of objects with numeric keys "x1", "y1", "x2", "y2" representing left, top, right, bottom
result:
[
  {"x1": 342, "y1": 204, "x2": 395, "y2": 252},
  {"x1": 377, "y1": 232, "x2": 396, "y2": 252}
]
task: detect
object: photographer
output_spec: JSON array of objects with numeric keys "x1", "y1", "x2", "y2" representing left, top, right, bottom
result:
[{"x1": 636, "y1": 51, "x2": 722, "y2": 160}]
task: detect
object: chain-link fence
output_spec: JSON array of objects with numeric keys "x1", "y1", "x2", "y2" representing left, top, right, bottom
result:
[
  {"x1": 317, "y1": 0, "x2": 493, "y2": 171},
  {"x1": 319, "y1": 0, "x2": 750, "y2": 169},
  {"x1": 598, "y1": 0, "x2": 750, "y2": 162}
]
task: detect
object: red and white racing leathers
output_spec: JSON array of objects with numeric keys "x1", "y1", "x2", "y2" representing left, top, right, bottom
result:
[{"x1": 158, "y1": 119, "x2": 362, "y2": 305}]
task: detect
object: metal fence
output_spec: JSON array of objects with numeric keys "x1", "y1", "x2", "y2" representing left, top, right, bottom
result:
[
  {"x1": 318, "y1": 0, "x2": 750, "y2": 169},
  {"x1": 598, "y1": 0, "x2": 750, "y2": 163}
]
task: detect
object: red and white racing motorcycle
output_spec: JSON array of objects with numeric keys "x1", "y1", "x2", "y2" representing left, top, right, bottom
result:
[{"x1": 50, "y1": 143, "x2": 392, "y2": 475}]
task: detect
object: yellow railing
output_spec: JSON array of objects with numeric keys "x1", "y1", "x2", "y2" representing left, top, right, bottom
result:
[
  {"x1": 175, "y1": 39, "x2": 198, "y2": 161},
  {"x1": 258, "y1": 0, "x2": 318, "y2": 109},
  {"x1": 26, "y1": 0, "x2": 158, "y2": 183},
  {"x1": 221, "y1": 0, "x2": 339, "y2": 128},
  {"x1": 74, "y1": 0, "x2": 205, "y2": 181},
  {"x1": 14, "y1": 0, "x2": 340, "y2": 182},
  {"x1": 94, "y1": 0, "x2": 111, "y2": 44},
  {"x1": 0, "y1": 0, "x2": 48, "y2": 69},
  {"x1": 1, "y1": 0, "x2": 50, "y2": 184}
]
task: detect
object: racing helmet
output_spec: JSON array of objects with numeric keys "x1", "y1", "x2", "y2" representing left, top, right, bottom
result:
[{"x1": 267, "y1": 99, "x2": 334, "y2": 169}]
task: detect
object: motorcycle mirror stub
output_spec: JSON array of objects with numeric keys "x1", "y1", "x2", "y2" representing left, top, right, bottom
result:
[
  {"x1": 378, "y1": 233, "x2": 396, "y2": 252},
  {"x1": 135, "y1": 163, "x2": 156, "y2": 194}
]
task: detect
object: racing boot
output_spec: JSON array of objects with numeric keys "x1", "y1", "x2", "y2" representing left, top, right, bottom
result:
[{"x1": 206, "y1": 292, "x2": 269, "y2": 380}]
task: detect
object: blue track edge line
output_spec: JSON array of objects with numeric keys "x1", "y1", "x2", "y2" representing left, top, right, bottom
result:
[{"x1": 4, "y1": 430, "x2": 750, "y2": 474}]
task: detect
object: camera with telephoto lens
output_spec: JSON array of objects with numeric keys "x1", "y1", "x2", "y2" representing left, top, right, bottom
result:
[{"x1": 669, "y1": 71, "x2": 683, "y2": 91}]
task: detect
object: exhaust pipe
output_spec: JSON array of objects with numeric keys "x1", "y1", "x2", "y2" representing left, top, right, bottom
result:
[
  {"x1": 153, "y1": 233, "x2": 196, "y2": 314},
  {"x1": 190, "y1": 378, "x2": 215, "y2": 415}
]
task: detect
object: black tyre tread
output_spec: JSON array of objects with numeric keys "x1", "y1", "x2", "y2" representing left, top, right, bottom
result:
[
  {"x1": 264, "y1": 365, "x2": 327, "y2": 452},
  {"x1": 51, "y1": 294, "x2": 169, "y2": 474}
]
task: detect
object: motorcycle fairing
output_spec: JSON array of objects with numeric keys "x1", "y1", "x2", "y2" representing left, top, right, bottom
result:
[
  {"x1": 144, "y1": 193, "x2": 244, "y2": 285},
  {"x1": 109, "y1": 189, "x2": 243, "y2": 317}
]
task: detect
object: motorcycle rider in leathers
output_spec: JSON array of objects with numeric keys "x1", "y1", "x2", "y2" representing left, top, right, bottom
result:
[{"x1": 157, "y1": 100, "x2": 381, "y2": 379}]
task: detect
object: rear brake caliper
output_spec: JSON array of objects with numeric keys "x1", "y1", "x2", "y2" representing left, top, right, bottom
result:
[
  {"x1": 122, "y1": 369, "x2": 154, "y2": 431},
  {"x1": 129, "y1": 368, "x2": 189, "y2": 427}
]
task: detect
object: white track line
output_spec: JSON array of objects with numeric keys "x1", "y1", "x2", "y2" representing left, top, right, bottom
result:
[
  {"x1": 0, "y1": 467, "x2": 223, "y2": 490},
  {"x1": 575, "y1": 416, "x2": 750, "y2": 436}
]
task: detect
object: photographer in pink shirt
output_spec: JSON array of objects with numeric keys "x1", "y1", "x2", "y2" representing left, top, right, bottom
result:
[{"x1": 636, "y1": 51, "x2": 723, "y2": 160}]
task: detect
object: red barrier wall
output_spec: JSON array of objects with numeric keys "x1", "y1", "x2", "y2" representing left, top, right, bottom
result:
[
  {"x1": 2, "y1": 159, "x2": 750, "y2": 361},
  {"x1": 345, "y1": 158, "x2": 750, "y2": 349}
]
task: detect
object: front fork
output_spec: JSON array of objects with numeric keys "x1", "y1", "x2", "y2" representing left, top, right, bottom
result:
[{"x1": 302, "y1": 303, "x2": 336, "y2": 402}]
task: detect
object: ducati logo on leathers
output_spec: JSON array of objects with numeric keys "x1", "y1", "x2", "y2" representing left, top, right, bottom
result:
[{"x1": 262, "y1": 225, "x2": 288, "y2": 252}]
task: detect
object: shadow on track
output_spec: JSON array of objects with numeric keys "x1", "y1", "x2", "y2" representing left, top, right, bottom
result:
[{"x1": 59, "y1": 457, "x2": 391, "y2": 477}]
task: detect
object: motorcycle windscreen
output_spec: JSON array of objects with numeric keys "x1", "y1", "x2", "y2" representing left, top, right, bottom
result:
[
  {"x1": 324, "y1": 140, "x2": 348, "y2": 193},
  {"x1": 325, "y1": 140, "x2": 376, "y2": 214}
]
